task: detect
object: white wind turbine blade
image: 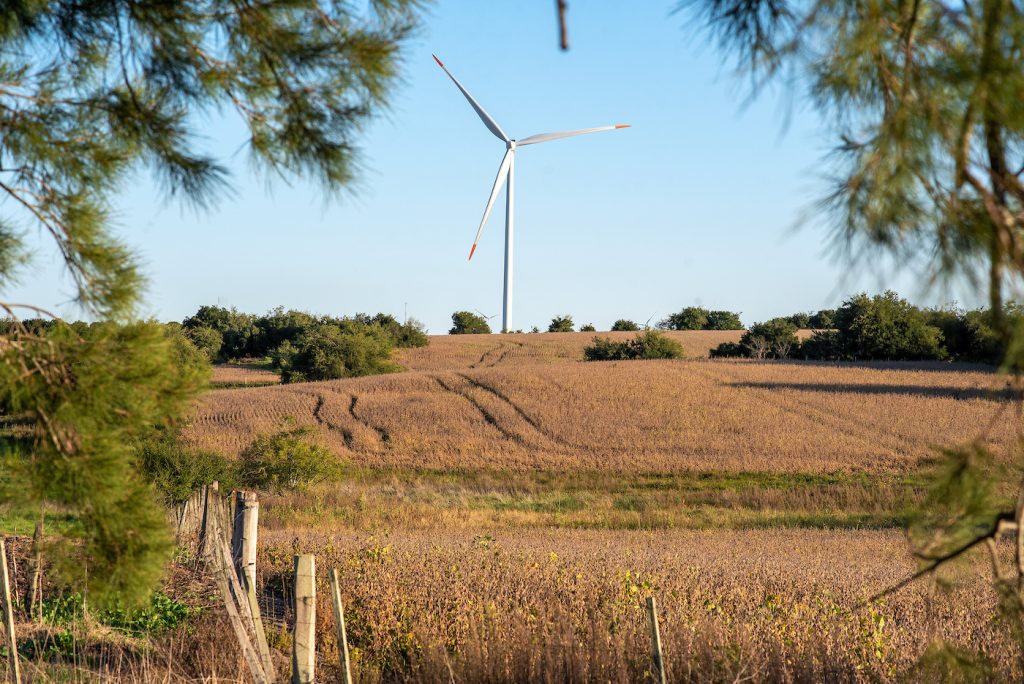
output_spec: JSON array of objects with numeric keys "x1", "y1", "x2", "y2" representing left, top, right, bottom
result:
[
  {"x1": 433, "y1": 54, "x2": 510, "y2": 143},
  {"x1": 468, "y1": 149, "x2": 513, "y2": 260},
  {"x1": 516, "y1": 124, "x2": 630, "y2": 146}
]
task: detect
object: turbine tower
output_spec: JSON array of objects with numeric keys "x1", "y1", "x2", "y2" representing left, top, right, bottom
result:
[{"x1": 434, "y1": 55, "x2": 629, "y2": 333}]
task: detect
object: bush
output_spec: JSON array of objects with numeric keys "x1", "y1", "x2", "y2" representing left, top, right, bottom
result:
[
  {"x1": 238, "y1": 428, "x2": 341, "y2": 493},
  {"x1": 579, "y1": 323, "x2": 596, "y2": 332},
  {"x1": 832, "y1": 291, "x2": 947, "y2": 361},
  {"x1": 184, "y1": 325, "x2": 223, "y2": 362},
  {"x1": 710, "y1": 341, "x2": 746, "y2": 358},
  {"x1": 784, "y1": 312, "x2": 811, "y2": 329},
  {"x1": 449, "y1": 311, "x2": 491, "y2": 334},
  {"x1": 548, "y1": 315, "x2": 574, "y2": 333},
  {"x1": 136, "y1": 433, "x2": 236, "y2": 505},
  {"x1": 611, "y1": 319, "x2": 640, "y2": 331},
  {"x1": 658, "y1": 307, "x2": 708, "y2": 330},
  {"x1": 808, "y1": 309, "x2": 837, "y2": 329},
  {"x1": 584, "y1": 331, "x2": 684, "y2": 361},
  {"x1": 583, "y1": 336, "x2": 628, "y2": 361},
  {"x1": 705, "y1": 310, "x2": 744, "y2": 330},
  {"x1": 362, "y1": 313, "x2": 429, "y2": 348},
  {"x1": 740, "y1": 318, "x2": 800, "y2": 359},
  {"x1": 280, "y1": 323, "x2": 401, "y2": 383},
  {"x1": 799, "y1": 330, "x2": 842, "y2": 360}
]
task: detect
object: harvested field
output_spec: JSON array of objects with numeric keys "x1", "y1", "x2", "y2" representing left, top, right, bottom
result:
[
  {"x1": 185, "y1": 355, "x2": 1014, "y2": 474},
  {"x1": 396, "y1": 329, "x2": 745, "y2": 371},
  {"x1": 210, "y1": 361, "x2": 280, "y2": 387}
]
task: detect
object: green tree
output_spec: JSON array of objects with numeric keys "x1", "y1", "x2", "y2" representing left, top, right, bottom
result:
[
  {"x1": 833, "y1": 291, "x2": 947, "y2": 361},
  {"x1": 611, "y1": 319, "x2": 640, "y2": 331},
  {"x1": 449, "y1": 311, "x2": 492, "y2": 335},
  {"x1": 0, "y1": 0, "x2": 419, "y2": 604},
  {"x1": 659, "y1": 306, "x2": 709, "y2": 330},
  {"x1": 808, "y1": 309, "x2": 837, "y2": 330},
  {"x1": 548, "y1": 315, "x2": 574, "y2": 333},
  {"x1": 280, "y1": 323, "x2": 401, "y2": 383},
  {"x1": 705, "y1": 310, "x2": 744, "y2": 330},
  {"x1": 579, "y1": 323, "x2": 596, "y2": 332},
  {"x1": 740, "y1": 318, "x2": 801, "y2": 359},
  {"x1": 184, "y1": 325, "x2": 223, "y2": 363}
]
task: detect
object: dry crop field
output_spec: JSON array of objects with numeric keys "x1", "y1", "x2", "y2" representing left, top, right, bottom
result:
[
  {"x1": 210, "y1": 361, "x2": 281, "y2": 387},
  {"x1": 15, "y1": 331, "x2": 1015, "y2": 682},
  {"x1": 395, "y1": 329, "x2": 745, "y2": 371},
  {"x1": 166, "y1": 331, "x2": 1024, "y2": 679}
]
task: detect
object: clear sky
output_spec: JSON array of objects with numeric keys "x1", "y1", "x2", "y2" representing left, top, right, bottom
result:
[{"x1": 8, "y1": 1, "x2": 984, "y2": 333}]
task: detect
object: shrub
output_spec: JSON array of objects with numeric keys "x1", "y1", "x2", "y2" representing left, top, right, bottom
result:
[
  {"x1": 658, "y1": 307, "x2": 709, "y2": 330},
  {"x1": 184, "y1": 325, "x2": 223, "y2": 362},
  {"x1": 364, "y1": 313, "x2": 429, "y2": 348},
  {"x1": 583, "y1": 337, "x2": 628, "y2": 361},
  {"x1": 799, "y1": 330, "x2": 842, "y2": 360},
  {"x1": 579, "y1": 323, "x2": 596, "y2": 332},
  {"x1": 808, "y1": 309, "x2": 837, "y2": 329},
  {"x1": 710, "y1": 341, "x2": 746, "y2": 358},
  {"x1": 584, "y1": 331, "x2": 684, "y2": 361},
  {"x1": 136, "y1": 433, "x2": 237, "y2": 505},
  {"x1": 740, "y1": 318, "x2": 800, "y2": 359},
  {"x1": 630, "y1": 330, "x2": 685, "y2": 359},
  {"x1": 784, "y1": 312, "x2": 811, "y2": 329},
  {"x1": 238, "y1": 428, "x2": 341, "y2": 493},
  {"x1": 705, "y1": 310, "x2": 744, "y2": 330},
  {"x1": 280, "y1": 323, "x2": 401, "y2": 382},
  {"x1": 449, "y1": 311, "x2": 491, "y2": 334},
  {"x1": 548, "y1": 315, "x2": 574, "y2": 333},
  {"x1": 833, "y1": 291, "x2": 947, "y2": 361},
  {"x1": 611, "y1": 319, "x2": 640, "y2": 331}
]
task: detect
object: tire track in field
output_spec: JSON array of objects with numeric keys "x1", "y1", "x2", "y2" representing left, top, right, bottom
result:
[
  {"x1": 457, "y1": 372, "x2": 572, "y2": 447},
  {"x1": 433, "y1": 376, "x2": 525, "y2": 443},
  {"x1": 348, "y1": 394, "x2": 391, "y2": 444},
  {"x1": 469, "y1": 344, "x2": 503, "y2": 369},
  {"x1": 691, "y1": 363, "x2": 921, "y2": 460},
  {"x1": 312, "y1": 394, "x2": 355, "y2": 449}
]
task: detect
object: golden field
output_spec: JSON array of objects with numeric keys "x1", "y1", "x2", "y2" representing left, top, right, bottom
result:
[
  {"x1": 187, "y1": 340, "x2": 1014, "y2": 475},
  {"x1": 24, "y1": 330, "x2": 1015, "y2": 682}
]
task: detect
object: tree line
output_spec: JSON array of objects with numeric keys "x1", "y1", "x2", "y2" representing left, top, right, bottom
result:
[{"x1": 712, "y1": 292, "x2": 1016, "y2": 364}]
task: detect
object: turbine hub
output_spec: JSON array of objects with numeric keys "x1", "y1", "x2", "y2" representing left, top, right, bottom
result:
[{"x1": 508, "y1": 140, "x2": 517, "y2": 150}]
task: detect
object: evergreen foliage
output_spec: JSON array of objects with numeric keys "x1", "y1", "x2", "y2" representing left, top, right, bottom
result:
[
  {"x1": 0, "y1": 0, "x2": 420, "y2": 604},
  {"x1": 548, "y1": 315, "x2": 574, "y2": 333},
  {"x1": 449, "y1": 311, "x2": 492, "y2": 335},
  {"x1": 611, "y1": 319, "x2": 640, "y2": 331}
]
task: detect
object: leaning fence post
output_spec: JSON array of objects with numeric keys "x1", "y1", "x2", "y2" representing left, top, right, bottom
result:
[
  {"x1": 328, "y1": 569, "x2": 353, "y2": 684},
  {"x1": 232, "y1": 491, "x2": 259, "y2": 591},
  {"x1": 0, "y1": 539, "x2": 23, "y2": 684},
  {"x1": 24, "y1": 517, "x2": 43, "y2": 622},
  {"x1": 292, "y1": 554, "x2": 316, "y2": 684},
  {"x1": 646, "y1": 596, "x2": 667, "y2": 684}
]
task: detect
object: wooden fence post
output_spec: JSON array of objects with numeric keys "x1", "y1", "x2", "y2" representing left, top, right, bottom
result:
[
  {"x1": 198, "y1": 481, "x2": 219, "y2": 557},
  {"x1": 292, "y1": 555, "x2": 316, "y2": 684},
  {"x1": 646, "y1": 596, "x2": 667, "y2": 684},
  {"x1": 0, "y1": 539, "x2": 23, "y2": 684},
  {"x1": 232, "y1": 491, "x2": 259, "y2": 592},
  {"x1": 328, "y1": 569, "x2": 353, "y2": 684},
  {"x1": 24, "y1": 517, "x2": 43, "y2": 622}
]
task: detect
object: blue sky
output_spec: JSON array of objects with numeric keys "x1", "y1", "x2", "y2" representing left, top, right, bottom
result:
[{"x1": 8, "y1": 1, "x2": 983, "y2": 333}]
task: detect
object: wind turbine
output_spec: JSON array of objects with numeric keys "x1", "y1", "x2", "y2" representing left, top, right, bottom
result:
[{"x1": 433, "y1": 54, "x2": 629, "y2": 333}]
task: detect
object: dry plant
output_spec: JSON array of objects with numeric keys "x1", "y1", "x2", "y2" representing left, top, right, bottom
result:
[{"x1": 183, "y1": 356, "x2": 1017, "y2": 475}]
